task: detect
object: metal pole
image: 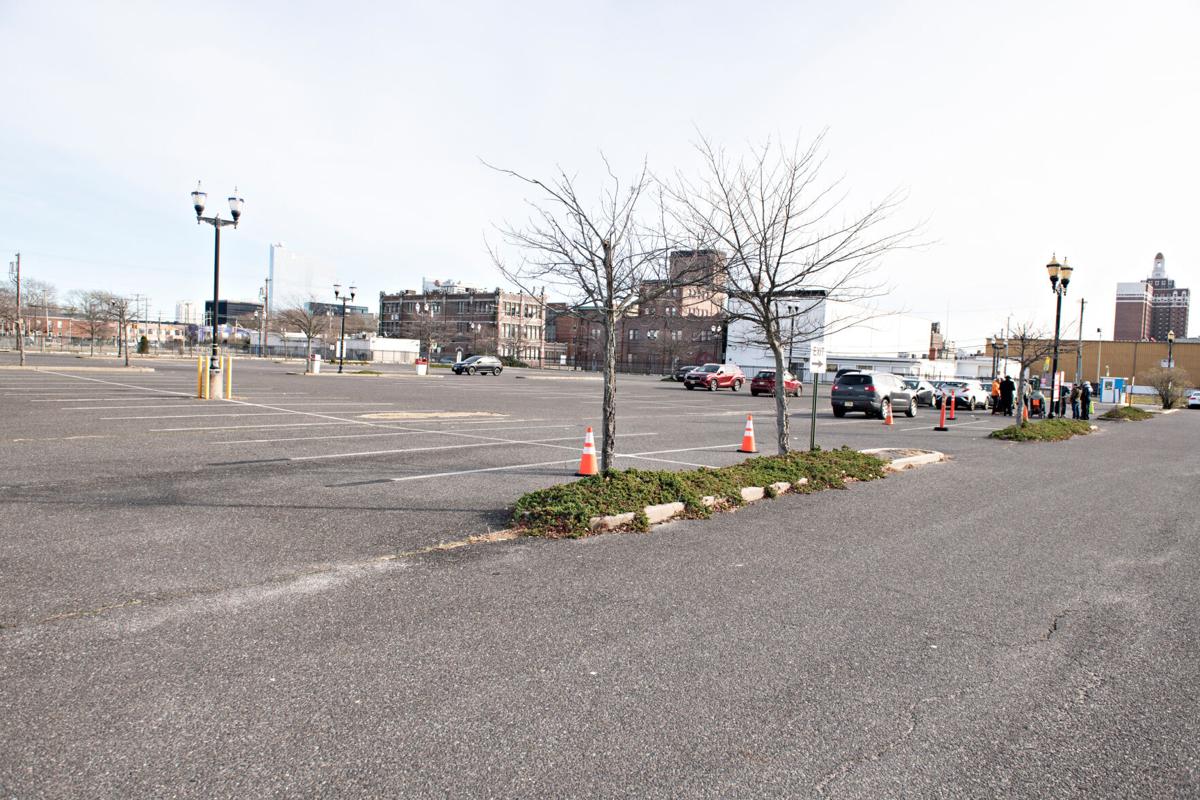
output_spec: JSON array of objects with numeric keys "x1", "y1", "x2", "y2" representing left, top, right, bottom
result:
[
  {"x1": 338, "y1": 298, "x2": 347, "y2": 373},
  {"x1": 1048, "y1": 287, "x2": 1063, "y2": 418},
  {"x1": 211, "y1": 224, "x2": 221, "y2": 369},
  {"x1": 1096, "y1": 329, "x2": 1102, "y2": 384},
  {"x1": 1075, "y1": 297, "x2": 1085, "y2": 384},
  {"x1": 809, "y1": 371, "x2": 819, "y2": 451},
  {"x1": 14, "y1": 252, "x2": 23, "y2": 367}
]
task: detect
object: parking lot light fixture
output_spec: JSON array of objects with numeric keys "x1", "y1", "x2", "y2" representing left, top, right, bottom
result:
[
  {"x1": 1045, "y1": 254, "x2": 1072, "y2": 418},
  {"x1": 190, "y1": 180, "x2": 244, "y2": 397},
  {"x1": 334, "y1": 283, "x2": 357, "y2": 373}
]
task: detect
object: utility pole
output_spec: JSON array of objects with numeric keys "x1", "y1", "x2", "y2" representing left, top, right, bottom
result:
[
  {"x1": 1075, "y1": 297, "x2": 1086, "y2": 384},
  {"x1": 12, "y1": 253, "x2": 23, "y2": 367}
]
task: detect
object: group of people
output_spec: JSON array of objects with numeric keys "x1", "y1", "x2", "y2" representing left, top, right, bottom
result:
[{"x1": 988, "y1": 376, "x2": 1091, "y2": 419}]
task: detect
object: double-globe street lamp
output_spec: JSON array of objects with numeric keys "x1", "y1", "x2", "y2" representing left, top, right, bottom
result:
[
  {"x1": 333, "y1": 284, "x2": 357, "y2": 373},
  {"x1": 1045, "y1": 254, "x2": 1074, "y2": 418},
  {"x1": 191, "y1": 182, "x2": 243, "y2": 397}
]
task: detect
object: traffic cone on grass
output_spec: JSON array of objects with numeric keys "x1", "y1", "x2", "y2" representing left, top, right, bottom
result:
[
  {"x1": 576, "y1": 427, "x2": 599, "y2": 476},
  {"x1": 1021, "y1": 403, "x2": 1029, "y2": 423},
  {"x1": 738, "y1": 414, "x2": 758, "y2": 453}
]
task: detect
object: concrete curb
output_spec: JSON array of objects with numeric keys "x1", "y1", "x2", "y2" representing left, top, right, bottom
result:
[
  {"x1": 285, "y1": 371, "x2": 443, "y2": 379},
  {"x1": 586, "y1": 478, "x2": 809, "y2": 532},
  {"x1": 859, "y1": 448, "x2": 947, "y2": 472},
  {"x1": 516, "y1": 375, "x2": 603, "y2": 381},
  {"x1": 0, "y1": 365, "x2": 156, "y2": 373}
]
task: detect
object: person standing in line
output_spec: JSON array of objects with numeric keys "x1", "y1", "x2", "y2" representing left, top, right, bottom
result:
[
  {"x1": 1070, "y1": 383, "x2": 1082, "y2": 419},
  {"x1": 1000, "y1": 375, "x2": 1015, "y2": 416},
  {"x1": 1080, "y1": 380, "x2": 1092, "y2": 420},
  {"x1": 991, "y1": 376, "x2": 1001, "y2": 414}
]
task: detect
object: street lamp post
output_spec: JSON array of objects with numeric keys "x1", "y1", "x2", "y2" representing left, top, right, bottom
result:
[
  {"x1": 191, "y1": 182, "x2": 243, "y2": 398},
  {"x1": 333, "y1": 284, "x2": 357, "y2": 373},
  {"x1": 711, "y1": 323, "x2": 725, "y2": 363},
  {"x1": 1167, "y1": 329, "x2": 1175, "y2": 369},
  {"x1": 1045, "y1": 254, "x2": 1073, "y2": 418},
  {"x1": 1095, "y1": 328, "x2": 1103, "y2": 385}
]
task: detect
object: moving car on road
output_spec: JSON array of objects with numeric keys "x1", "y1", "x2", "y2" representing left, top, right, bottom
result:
[
  {"x1": 831, "y1": 372, "x2": 917, "y2": 418},
  {"x1": 452, "y1": 355, "x2": 503, "y2": 375},
  {"x1": 750, "y1": 369, "x2": 801, "y2": 397},
  {"x1": 902, "y1": 378, "x2": 938, "y2": 406},
  {"x1": 935, "y1": 379, "x2": 991, "y2": 411},
  {"x1": 683, "y1": 363, "x2": 746, "y2": 391}
]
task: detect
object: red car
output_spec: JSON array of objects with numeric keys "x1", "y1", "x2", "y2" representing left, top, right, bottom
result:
[
  {"x1": 683, "y1": 363, "x2": 746, "y2": 391},
  {"x1": 750, "y1": 369, "x2": 802, "y2": 397}
]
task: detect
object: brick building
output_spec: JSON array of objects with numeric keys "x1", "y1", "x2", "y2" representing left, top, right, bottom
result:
[
  {"x1": 1114, "y1": 253, "x2": 1190, "y2": 340},
  {"x1": 619, "y1": 250, "x2": 727, "y2": 373},
  {"x1": 378, "y1": 285, "x2": 548, "y2": 365}
]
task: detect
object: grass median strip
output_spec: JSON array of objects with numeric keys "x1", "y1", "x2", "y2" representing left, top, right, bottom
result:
[
  {"x1": 1098, "y1": 406, "x2": 1154, "y2": 421},
  {"x1": 988, "y1": 418, "x2": 1094, "y2": 442},
  {"x1": 510, "y1": 447, "x2": 887, "y2": 538}
]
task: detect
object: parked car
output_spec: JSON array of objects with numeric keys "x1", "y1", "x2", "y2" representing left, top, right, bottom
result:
[
  {"x1": 934, "y1": 379, "x2": 991, "y2": 410},
  {"x1": 830, "y1": 372, "x2": 916, "y2": 418},
  {"x1": 902, "y1": 378, "x2": 938, "y2": 406},
  {"x1": 435, "y1": 356, "x2": 457, "y2": 365},
  {"x1": 452, "y1": 355, "x2": 503, "y2": 375},
  {"x1": 673, "y1": 364, "x2": 698, "y2": 382},
  {"x1": 1189, "y1": 390, "x2": 1200, "y2": 409},
  {"x1": 750, "y1": 369, "x2": 801, "y2": 397},
  {"x1": 683, "y1": 363, "x2": 746, "y2": 391}
]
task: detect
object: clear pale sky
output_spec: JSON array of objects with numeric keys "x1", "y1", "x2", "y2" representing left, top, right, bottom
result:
[{"x1": 2, "y1": 1, "x2": 1197, "y2": 348}]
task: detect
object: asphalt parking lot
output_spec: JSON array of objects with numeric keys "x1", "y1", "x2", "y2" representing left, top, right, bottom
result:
[
  {"x1": 0, "y1": 354, "x2": 1029, "y2": 625},
  {"x1": 4, "y1": 353, "x2": 1199, "y2": 798}
]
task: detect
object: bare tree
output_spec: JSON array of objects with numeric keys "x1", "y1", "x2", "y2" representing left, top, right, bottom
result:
[
  {"x1": 672, "y1": 134, "x2": 914, "y2": 453},
  {"x1": 103, "y1": 294, "x2": 134, "y2": 367},
  {"x1": 486, "y1": 157, "x2": 690, "y2": 471},
  {"x1": 396, "y1": 310, "x2": 458, "y2": 360},
  {"x1": 68, "y1": 290, "x2": 109, "y2": 356},
  {"x1": 275, "y1": 301, "x2": 325, "y2": 362},
  {"x1": 23, "y1": 279, "x2": 56, "y2": 350},
  {"x1": 1143, "y1": 366, "x2": 1190, "y2": 409}
]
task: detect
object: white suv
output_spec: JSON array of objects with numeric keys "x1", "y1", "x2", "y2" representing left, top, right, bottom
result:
[{"x1": 1188, "y1": 390, "x2": 1200, "y2": 409}]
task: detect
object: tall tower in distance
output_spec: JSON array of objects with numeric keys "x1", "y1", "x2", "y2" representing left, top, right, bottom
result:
[{"x1": 1116, "y1": 252, "x2": 1190, "y2": 341}]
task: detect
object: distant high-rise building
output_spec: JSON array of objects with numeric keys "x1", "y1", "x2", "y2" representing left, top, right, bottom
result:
[
  {"x1": 1114, "y1": 253, "x2": 1190, "y2": 340},
  {"x1": 175, "y1": 301, "x2": 201, "y2": 325}
]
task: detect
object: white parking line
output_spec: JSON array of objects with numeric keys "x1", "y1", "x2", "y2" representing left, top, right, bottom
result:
[
  {"x1": 290, "y1": 432, "x2": 658, "y2": 462},
  {"x1": 102, "y1": 412, "x2": 296, "y2": 420},
  {"x1": 152, "y1": 421, "x2": 354, "y2": 432},
  {"x1": 384, "y1": 442, "x2": 734, "y2": 483},
  {"x1": 217, "y1": 423, "x2": 576, "y2": 445}
]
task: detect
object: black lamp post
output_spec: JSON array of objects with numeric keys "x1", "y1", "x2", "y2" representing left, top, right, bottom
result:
[
  {"x1": 1167, "y1": 329, "x2": 1175, "y2": 369},
  {"x1": 711, "y1": 323, "x2": 725, "y2": 362},
  {"x1": 191, "y1": 182, "x2": 243, "y2": 377},
  {"x1": 1045, "y1": 254, "x2": 1073, "y2": 418},
  {"x1": 334, "y1": 284, "x2": 357, "y2": 373}
]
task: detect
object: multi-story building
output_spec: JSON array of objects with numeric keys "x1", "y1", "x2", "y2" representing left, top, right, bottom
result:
[
  {"x1": 203, "y1": 300, "x2": 263, "y2": 326},
  {"x1": 618, "y1": 250, "x2": 728, "y2": 373},
  {"x1": 1114, "y1": 253, "x2": 1190, "y2": 340},
  {"x1": 378, "y1": 285, "x2": 548, "y2": 365}
]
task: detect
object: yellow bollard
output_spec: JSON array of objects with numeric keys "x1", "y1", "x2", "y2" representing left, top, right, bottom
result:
[
  {"x1": 196, "y1": 355, "x2": 205, "y2": 398},
  {"x1": 224, "y1": 355, "x2": 233, "y2": 399},
  {"x1": 201, "y1": 361, "x2": 211, "y2": 400}
]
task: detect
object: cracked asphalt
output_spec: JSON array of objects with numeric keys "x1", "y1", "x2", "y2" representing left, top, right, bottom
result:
[{"x1": 2, "y1": 354, "x2": 1199, "y2": 797}]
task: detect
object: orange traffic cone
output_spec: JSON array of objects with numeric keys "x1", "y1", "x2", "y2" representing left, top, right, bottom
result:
[
  {"x1": 947, "y1": 391, "x2": 957, "y2": 421},
  {"x1": 1021, "y1": 403, "x2": 1029, "y2": 423},
  {"x1": 883, "y1": 402, "x2": 894, "y2": 426},
  {"x1": 576, "y1": 427, "x2": 599, "y2": 476},
  {"x1": 934, "y1": 396, "x2": 948, "y2": 432},
  {"x1": 738, "y1": 414, "x2": 758, "y2": 453}
]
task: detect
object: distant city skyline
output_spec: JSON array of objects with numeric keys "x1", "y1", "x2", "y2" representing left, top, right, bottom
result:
[{"x1": 2, "y1": 1, "x2": 1198, "y2": 346}]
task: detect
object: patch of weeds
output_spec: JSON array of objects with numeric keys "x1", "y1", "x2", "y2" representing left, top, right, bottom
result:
[
  {"x1": 989, "y1": 418, "x2": 1093, "y2": 442},
  {"x1": 511, "y1": 447, "x2": 886, "y2": 538},
  {"x1": 1099, "y1": 406, "x2": 1153, "y2": 421},
  {"x1": 353, "y1": 369, "x2": 383, "y2": 375}
]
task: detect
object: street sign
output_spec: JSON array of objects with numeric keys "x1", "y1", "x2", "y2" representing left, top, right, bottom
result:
[{"x1": 809, "y1": 343, "x2": 827, "y2": 375}]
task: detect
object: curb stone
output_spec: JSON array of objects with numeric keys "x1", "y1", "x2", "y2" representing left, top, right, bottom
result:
[
  {"x1": 858, "y1": 448, "x2": 947, "y2": 472},
  {"x1": 586, "y1": 478, "x2": 810, "y2": 532}
]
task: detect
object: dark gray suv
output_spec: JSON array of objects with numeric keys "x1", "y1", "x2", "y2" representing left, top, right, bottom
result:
[{"x1": 831, "y1": 372, "x2": 917, "y2": 418}]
